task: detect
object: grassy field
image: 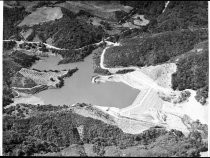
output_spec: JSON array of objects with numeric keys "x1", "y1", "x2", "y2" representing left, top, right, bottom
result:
[
  {"x1": 19, "y1": 68, "x2": 68, "y2": 86},
  {"x1": 11, "y1": 72, "x2": 37, "y2": 88},
  {"x1": 10, "y1": 67, "x2": 78, "y2": 96},
  {"x1": 12, "y1": 85, "x2": 48, "y2": 95}
]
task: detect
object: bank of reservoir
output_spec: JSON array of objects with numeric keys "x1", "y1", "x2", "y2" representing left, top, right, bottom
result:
[{"x1": 32, "y1": 49, "x2": 139, "y2": 108}]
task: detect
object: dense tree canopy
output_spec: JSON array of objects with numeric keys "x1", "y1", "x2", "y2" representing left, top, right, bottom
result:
[
  {"x1": 3, "y1": 7, "x2": 28, "y2": 39},
  {"x1": 3, "y1": 104, "x2": 208, "y2": 156},
  {"x1": 3, "y1": 51, "x2": 39, "y2": 107},
  {"x1": 104, "y1": 29, "x2": 207, "y2": 67}
]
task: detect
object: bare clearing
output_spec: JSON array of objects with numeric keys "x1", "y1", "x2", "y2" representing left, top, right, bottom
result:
[
  {"x1": 18, "y1": 7, "x2": 63, "y2": 27},
  {"x1": 19, "y1": 68, "x2": 68, "y2": 87},
  {"x1": 20, "y1": 28, "x2": 34, "y2": 40},
  {"x1": 133, "y1": 14, "x2": 150, "y2": 26},
  {"x1": 18, "y1": 1, "x2": 40, "y2": 12},
  {"x1": 9, "y1": 96, "x2": 45, "y2": 108},
  {"x1": 65, "y1": 1, "x2": 132, "y2": 13},
  {"x1": 91, "y1": 41, "x2": 208, "y2": 135},
  {"x1": 122, "y1": 14, "x2": 150, "y2": 29},
  {"x1": 56, "y1": 1, "x2": 132, "y2": 21}
]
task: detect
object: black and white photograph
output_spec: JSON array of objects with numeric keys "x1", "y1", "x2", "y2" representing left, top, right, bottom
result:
[{"x1": 1, "y1": 1, "x2": 209, "y2": 157}]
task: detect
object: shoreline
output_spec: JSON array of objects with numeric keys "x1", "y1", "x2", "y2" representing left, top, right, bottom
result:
[
  {"x1": 5, "y1": 37, "x2": 208, "y2": 136},
  {"x1": 11, "y1": 67, "x2": 78, "y2": 98},
  {"x1": 95, "y1": 41, "x2": 208, "y2": 134}
]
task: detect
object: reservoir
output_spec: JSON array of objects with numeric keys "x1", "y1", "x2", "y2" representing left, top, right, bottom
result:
[{"x1": 32, "y1": 48, "x2": 139, "y2": 108}]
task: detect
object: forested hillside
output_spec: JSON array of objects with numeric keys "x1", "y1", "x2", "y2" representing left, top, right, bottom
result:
[
  {"x1": 104, "y1": 29, "x2": 207, "y2": 67},
  {"x1": 3, "y1": 50, "x2": 39, "y2": 107},
  {"x1": 2, "y1": 1, "x2": 209, "y2": 157},
  {"x1": 3, "y1": 7, "x2": 28, "y2": 40},
  {"x1": 30, "y1": 7, "x2": 105, "y2": 64},
  {"x1": 172, "y1": 41, "x2": 208, "y2": 104},
  {"x1": 2, "y1": 4, "x2": 105, "y2": 106},
  {"x1": 3, "y1": 104, "x2": 208, "y2": 156},
  {"x1": 102, "y1": 1, "x2": 208, "y2": 104},
  {"x1": 154, "y1": 1, "x2": 208, "y2": 32}
]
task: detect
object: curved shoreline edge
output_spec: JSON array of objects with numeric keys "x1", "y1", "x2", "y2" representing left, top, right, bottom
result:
[{"x1": 93, "y1": 40, "x2": 208, "y2": 135}]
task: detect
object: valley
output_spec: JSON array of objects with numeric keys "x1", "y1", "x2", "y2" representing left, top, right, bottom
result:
[{"x1": 2, "y1": 1, "x2": 208, "y2": 157}]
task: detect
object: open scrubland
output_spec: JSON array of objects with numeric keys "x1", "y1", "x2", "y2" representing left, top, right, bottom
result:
[
  {"x1": 55, "y1": 1, "x2": 132, "y2": 21},
  {"x1": 3, "y1": 50, "x2": 39, "y2": 107},
  {"x1": 11, "y1": 72, "x2": 37, "y2": 88},
  {"x1": 18, "y1": 7, "x2": 63, "y2": 27},
  {"x1": 19, "y1": 68, "x2": 68, "y2": 87},
  {"x1": 11, "y1": 67, "x2": 78, "y2": 96},
  {"x1": 12, "y1": 85, "x2": 48, "y2": 96}
]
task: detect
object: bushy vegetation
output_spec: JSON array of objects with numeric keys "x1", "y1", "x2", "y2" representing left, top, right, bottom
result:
[
  {"x1": 3, "y1": 41, "x2": 17, "y2": 51},
  {"x1": 2, "y1": 2, "x2": 209, "y2": 156},
  {"x1": 119, "y1": 30, "x2": 149, "y2": 45},
  {"x1": 56, "y1": 68, "x2": 78, "y2": 88},
  {"x1": 19, "y1": 42, "x2": 48, "y2": 52},
  {"x1": 116, "y1": 27, "x2": 150, "y2": 45},
  {"x1": 3, "y1": 82, "x2": 14, "y2": 106},
  {"x1": 195, "y1": 86, "x2": 208, "y2": 105},
  {"x1": 92, "y1": 47, "x2": 112, "y2": 75},
  {"x1": 53, "y1": 45, "x2": 97, "y2": 65},
  {"x1": 172, "y1": 42, "x2": 208, "y2": 104},
  {"x1": 63, "y1": 68, "x2": 78, "y2": 78},
  {"x1": 10, "y1": 51, "x2": 40, "y2": 68},
  {"x1": 3, "y1": 104, "x2": 207, "y2": 156},
  {"x1": 12, "y1": 67, "x2": 78, "y2": 92},
  {"x1": 100, "y1": 20, "x2": 112, "y2": 30},
  {"x1": 120, "y1": 1, "x2": 165, "y2": 19},
  {"x1": 13, "y1": 85, "x2": 48, "y2": 95},
  {"x1": 3, "y1": 6, "x2": 28, "y2": 40},
  {"x1": 3, "y1": 51, "x2": 39, "y2": 107},
  {"x1": 154, "y1": 1, "x2": 208, "y2": 33},
  {"x1": 11, "y1": 72, "x2": 37, "y2": 88},
  {"x1": 104, "y1": 29, "x2": 207, "y2": 68},
  {"x1": 120, "y1": 1, "x2": 208, "y2": 34},
  {"x1": 31, "y1": 8, "x2": 105, "y2": 64},
  {"x1": 115, "y1": 10, "x2": 128, "y2": 22},
  {"x1": 115, "y1": 69, "x2": 135, "y2": 74}
]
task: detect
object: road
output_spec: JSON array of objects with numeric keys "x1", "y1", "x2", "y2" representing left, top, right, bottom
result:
[
  {"x1": 3, "y1": 39, "x2": 68, "y2": 50},
  {"x1": 97, "y1": 41, "x2": 177, "y2": 127}
]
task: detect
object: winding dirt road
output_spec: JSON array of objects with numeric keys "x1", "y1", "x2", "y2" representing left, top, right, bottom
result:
[{"x1": 3, "y1": 39, "x2": 68, "y2": 51}]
